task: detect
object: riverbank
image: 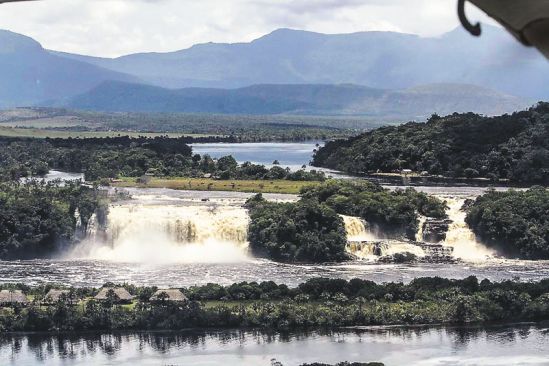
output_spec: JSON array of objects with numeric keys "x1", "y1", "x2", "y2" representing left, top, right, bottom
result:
[
  {"x1": 2, "y1": 276, "x2": 549, "y2": 333},
  {"x1": 112, "y1": 177, "x2": 321, "y2": 194}
]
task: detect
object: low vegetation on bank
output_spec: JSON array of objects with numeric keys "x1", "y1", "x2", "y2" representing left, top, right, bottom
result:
[
  {"x1": 466, "y1": 187, "x2": 549, "y2": 259},
  {"x1": 0, "y1": 181, "x2": 105, "y2": 259},
  {"x1": 313, "y1": 103, "x2": 549, "y2": 184},
  {"x1": 114, "y1": 177, "x2": 320, "y2": 194},
  {"x1": 0, "y1": 136, "x2": 325, "y2": 182},
  {"x1": 2, "y1": 276, "x2": 549, "y2": 332}
]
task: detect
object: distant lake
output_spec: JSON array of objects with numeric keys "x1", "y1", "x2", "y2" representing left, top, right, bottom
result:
[
  {"x1": 191, "y1": 141, "x2": 321, "y2": 170},
  {"x1": 2, "y1": 325, "x2": 549, "y2": 366}
]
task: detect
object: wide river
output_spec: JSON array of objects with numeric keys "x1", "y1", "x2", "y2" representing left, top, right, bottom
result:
[
  {"x1": 2, "y1": 324, "x2": 549, "y2": 366},
  {"x1": 4, "y1": 142, "x2": 549, "y2": 366}
]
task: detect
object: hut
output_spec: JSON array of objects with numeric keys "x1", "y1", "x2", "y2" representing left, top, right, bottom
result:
[
  {"x1": 0, "y1": 290, "x2": 29, "y2": 307},
  {"x1": 94, "y1": 287, "x2": 134, "y2": 304},
  {"x1": 43, "y1": 289, "x2": 77, "y2": 305},
  {"x1": 149, "y1": 289, "x2": 188, "y2": 303}
]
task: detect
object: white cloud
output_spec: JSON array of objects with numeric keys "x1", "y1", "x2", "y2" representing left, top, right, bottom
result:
[{"x1": 0, "y1": 0, "x2": 496, "y2": 57}]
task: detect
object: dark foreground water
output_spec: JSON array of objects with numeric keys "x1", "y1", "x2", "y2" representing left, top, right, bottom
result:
[{"x1": 2, "y1": 324, "x2": 549, "y2": 366}]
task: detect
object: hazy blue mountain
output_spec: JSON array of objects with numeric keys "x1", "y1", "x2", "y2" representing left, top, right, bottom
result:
[
  {"x1": 64, "y1": 80, "x2": 528, "y2": 118},
  {"x1": 52, "y1": 26, "x2": 549, "y2": 100},
  {"x1": 0, "y1": 30, "x2": 138, "y2": 108}
]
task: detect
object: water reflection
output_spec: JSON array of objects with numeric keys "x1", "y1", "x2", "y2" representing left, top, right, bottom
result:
[{"x1": 2, "y1": 325, "x2": 548, "y2": 366}]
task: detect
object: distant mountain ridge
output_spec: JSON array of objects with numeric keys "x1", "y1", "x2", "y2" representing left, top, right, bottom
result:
[
  {"x1": 0, "y1": 30, "x2": 138, "y2": 108},
  {"x1": 51, "y1": 26, "x2": 549, "y2": 100},
  {"x1": 62, "y1": 80, "x2": 527, "y2": 118},
  {"x1": 0, "y1": 26, "x2": 545, "y2": 113}
]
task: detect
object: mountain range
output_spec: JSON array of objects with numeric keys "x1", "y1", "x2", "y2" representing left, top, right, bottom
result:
[
  {"x1": 0, "y1": 26, "x2": 546, "y2": 117},
  {"x1": 65, "y1": 81, "x2": 526, "y2": 118}
]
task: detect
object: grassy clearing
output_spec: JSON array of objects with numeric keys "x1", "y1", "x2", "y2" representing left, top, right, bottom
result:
[
  {"x1": 0, "y1": 126, "x2": 215, "y2": 139},
  {"x1": 112, "y1": 177, "x2": 320, "y2": 194}
]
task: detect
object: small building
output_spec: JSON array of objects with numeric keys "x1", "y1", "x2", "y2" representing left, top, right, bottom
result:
[
  {"x1": 149, "y1": 289, "x2": 188, "y2": 303},
  {"x1": 0, "y1": 290, "x2": 29, "y2": 307},
  {"x1": 43, "y1": 289, "x2": 77, "y2": 305},
  {"x1": 94, "y1": 287, "x2": 134, "y2": 303}
]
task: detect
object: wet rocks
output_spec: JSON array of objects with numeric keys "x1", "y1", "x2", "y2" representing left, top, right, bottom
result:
[{"x1": 420, "y1": 218, "x2": 452, "y2": 243}]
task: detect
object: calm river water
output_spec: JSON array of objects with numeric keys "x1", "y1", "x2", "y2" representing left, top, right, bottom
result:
[{"x1": 2, "y1": 324, "x2": 549, "y2": 366}]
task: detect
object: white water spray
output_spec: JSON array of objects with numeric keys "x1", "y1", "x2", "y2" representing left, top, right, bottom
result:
[
  {"x1": 69, "y1": 204, "x2": 250, "y2": 263},
  {"x1": 443, "y1": 198, "x2": 495, "y2": 262},
  {"x1": 342, "y1": 215, "x2": 426, "y2": 259}
]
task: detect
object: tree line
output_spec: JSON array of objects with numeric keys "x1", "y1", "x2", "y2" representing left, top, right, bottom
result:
[
  {"x1": 0, "y1": 136, "x2": 325, "y2": 182},
  {"x1": 2, "y1": 276, "x2": 549, "y2": 332},
  {"x1": 313, "y1": 103, "x2": 549, "y2": 184}
]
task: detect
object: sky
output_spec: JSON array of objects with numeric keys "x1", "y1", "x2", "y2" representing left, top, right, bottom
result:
[{"x1": 0, "y1": 0, "x2": 496, "y2": 57}]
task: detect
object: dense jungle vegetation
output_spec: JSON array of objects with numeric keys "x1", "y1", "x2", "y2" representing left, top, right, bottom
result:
[
  {"x1": 0, "y1": 136, "x2": 325, "y2": 182},
  {"x1": 313, "y1": 103, "x2": 549, "y2": 183},
  {"x1": 300, "y1": 181, "x2": 447, "y2": 239},
  {"x1": 0, "y1": 181, "x2": 105, "y2": 259},
  {"x1": 2, "y1": 276, "x2": 549, "y2": 332},
  {"x1": 246, "y1": 181, "x2": 447, "y2": 263},
  {"x1": 246, "y1": 194, "x2": 350, "y2": 263},
  {"x1": 466, "y1": 187, "x2": 549, "y2": 259}
]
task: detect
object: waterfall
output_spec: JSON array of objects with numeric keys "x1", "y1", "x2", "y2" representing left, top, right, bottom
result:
[
  {"x1": 443, "y1": 198, "x2": 495, "y2": 261},
  {"x1": 342, "y1": 215, "x2": 425, "y2": 259},
  {"x1": 416, "y1": 215, "x2": 426, "y2": 242},
  {"x1": 341, "y1": 215, "x2": 375, "y2": 241},
  {"x1": 69, "y1": 204, "x2": 250, "y2": 263}
]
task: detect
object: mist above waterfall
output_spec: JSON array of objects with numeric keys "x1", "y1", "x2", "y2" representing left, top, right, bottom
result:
[{"x1": 69, "y1": 203, "x2": 250, "y2": 263}]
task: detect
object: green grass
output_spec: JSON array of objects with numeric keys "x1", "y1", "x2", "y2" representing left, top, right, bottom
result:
[
  {"x1": 0, "y1": 126, "x2": 216, "y2": 139},
  {"x1": 112, "y1": 177, "x2": 320, "y2": 194}
]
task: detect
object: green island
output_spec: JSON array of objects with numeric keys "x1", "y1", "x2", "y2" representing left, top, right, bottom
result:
[
  {"x1": 246, "y1": 181, "x2": 447, "y2": 263},
  {"x1": 466, "y1": 187, "x2": 549, "y2": 259},
  {"x1": 313, "y1": 103, "x2": 549, "y2": 184},
  {"x1": 2, "y1": 276, "x2": 549, "y2": 332}
]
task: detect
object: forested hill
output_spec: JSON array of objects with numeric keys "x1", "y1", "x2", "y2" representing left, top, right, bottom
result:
[
  {"x1": 312, "y1": 103, "x2": 549, "y2": 184},
  {"x1": 62, "y1": 81, "x2": 526, "y2": 118}
]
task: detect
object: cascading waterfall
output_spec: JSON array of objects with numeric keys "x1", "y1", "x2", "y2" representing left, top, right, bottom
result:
[
  {"x1": 442, "y1": 198, "x2": 495, "y2": 261},
  {"x1": 342, "y1": 215, "x2": 425, "y2": 259},
  {"x1": 416, "y1": 215, "x2": 426, "y2": 242},
  {"x1": 341, "y1": 215, "x2": 374, "y2": 241},
  {"x1": 69, "y1": 204, "x2": 250, "y2": 263}
]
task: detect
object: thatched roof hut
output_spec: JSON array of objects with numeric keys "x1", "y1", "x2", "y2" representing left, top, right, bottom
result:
[
  {"x1": 0, "y1": 290, "x2": 29, "y2": 306},
  {"x1": 149, "y1": 289, "x2": 188, "y2": 303},
  {"x1": 44, "y1": 289, "x2": 76, "y2": 304},
  {"x1": 94, "y1": 287, "x2": 134, "y2": 303}
]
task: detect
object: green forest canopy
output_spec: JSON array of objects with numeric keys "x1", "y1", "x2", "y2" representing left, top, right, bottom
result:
[{"x1": 313, "y1": 103, "x2": 549, "y2": 184}]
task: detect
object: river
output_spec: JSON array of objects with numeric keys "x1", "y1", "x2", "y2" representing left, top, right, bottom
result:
[
  {"x1": 1, "y1": 141, "x2": 547, "y2": 287},
  {"x1": 4, "y1": 142, "x2": 549, "y2": 365},
  {"x1": 2, "y1": 324, "x2": 549, "y2": 366},
  {"x1": 1, "y1": 187, "x2": 548, "y2": 288}
]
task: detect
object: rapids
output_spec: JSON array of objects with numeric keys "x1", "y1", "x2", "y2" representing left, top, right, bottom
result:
[{"x1": 1, "y1": 185, "x2": 545, "y2": 288}]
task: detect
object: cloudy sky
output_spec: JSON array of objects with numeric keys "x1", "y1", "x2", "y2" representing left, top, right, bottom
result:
[{"x1": 0, "y1": 0, "x2": 495, "y2": 57}]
